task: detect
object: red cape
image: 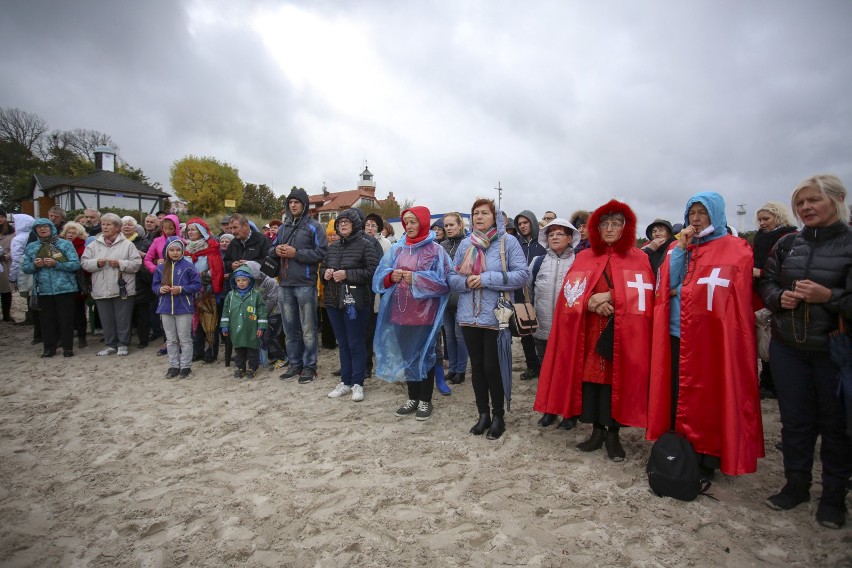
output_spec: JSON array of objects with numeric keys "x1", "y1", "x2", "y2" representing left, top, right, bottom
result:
[
  {"x1": 646, "y1": 237, "x2": 764, "y2": 475},
  {"x1": 534, "y1": 247, "x2": 654, "y2": 428}
]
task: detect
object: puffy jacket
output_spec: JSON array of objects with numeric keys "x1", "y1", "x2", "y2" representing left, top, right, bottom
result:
[
  {"x1": 152, "y1": 237, "x2": 202, "y2": 315},
  {"x1": 321, "y1": 208, "x2": 379, "y2": 310},
  {"x1": 21, "y1": 218, "x2": 81, "y2": 296},
  {"x1": 80, "y1": 232, "x2": 143, "y2": 299},
  {"x1": 759, "y1": 221, "x2": 852, "y2": 351},
  {"x1": 449, "y1": 212, "x2": 530, "y2": 330},
  {"x1": 144, "y1": 214, "x2": 181, "y2": 274},
  {"x1": 273, "y1": 187, "x2": 328, "y2": 287},
  {"x1": 221, "y1": 266, "x2": 268, "y2": 349},
  {"x1": 530, "y1": 218, "x2": 580, "y2": 340},
  {"x1": 8, "y1": 214, "x2": 34, "y2": 285}
]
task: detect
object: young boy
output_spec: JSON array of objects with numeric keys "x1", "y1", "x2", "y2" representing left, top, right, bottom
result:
[
  {"x1": 152, "y1": 237, "x2": 201, "y2": 378},
  {"x1": 221, "y1": 265, "x2": 267, "y2": 379}
]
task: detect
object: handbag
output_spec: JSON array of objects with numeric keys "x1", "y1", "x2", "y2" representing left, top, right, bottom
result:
[
  {"x1": 75, "y1": 270, "x2": 89, "y2": 296},
  {"x1": 259, "y1": 255, "x2": 280, "y2": 278},
  {"x1": 499, "y1": 238, "x2": 538, "y2": 337}
]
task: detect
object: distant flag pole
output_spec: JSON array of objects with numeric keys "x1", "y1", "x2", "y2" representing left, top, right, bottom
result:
[{"x1": 496, "y1": 181, "x2": 502, "y2": 212}]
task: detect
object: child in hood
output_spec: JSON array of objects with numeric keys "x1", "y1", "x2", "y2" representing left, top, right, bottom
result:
[{"x1": 221, "y1": 266, "x2": 268, "y2": 379}]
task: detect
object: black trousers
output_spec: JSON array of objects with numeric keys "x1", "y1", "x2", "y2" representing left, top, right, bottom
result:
[
  {"x1": 1, "y1": 291, "x2": 11, "y2": 320},
  {"x1": 132, "y1": 301, "x2": 150, "y2": 344},
  {"x1": 234, "y1": 347, "x2": 259, "y2": 371},
  {"x1": 462, "y1": 326, "x2": 504, "y2": 416},
  {"x1": 73, "y1": 297, "x2": 87, "y2": 339},
  {"x1": 38, "y1": 292, "x2": 76, "y2": 351},
  {"x1": 406, "y1": 368, "x2": 435, "y2": 403},
  {"x1": 521, "y1": 333, "x2": 539, "y2": 371}
]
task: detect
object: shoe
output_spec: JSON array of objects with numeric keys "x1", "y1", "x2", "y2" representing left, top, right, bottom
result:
[
  {"x1": 558, "y1": 417, "x2": 578, "y2": 431},
  {"x1": 165, "y1": 368, "x2": 180, "y2": 379},
  {"x1": 395, "y1": 399, "x2": 418, "y2": 417},
  {"x1": 470, "y1": 413, "x2": 492, "y2": 435},
  {"x1": 332, "y1": 369, "x2": 342, "y2": 377},
  {"x1": 117, "y1": 346, "x2": 129, "y2": 356},
  {"x1": 279, "y1": 366, "x2": 303, "y2": 380},
  {"x1": 245, "y1": 369, "x2": 256, "y2": 379},
  {"x1": 179, "y1": 368, "x2": 192, "y2": 378},
  {"x1": 351, "y1": 384, "x2": 364, "y2": 402},
  {"x1": 605, "y1": 429, "x2": 625, "y2": 462},
  {"x1": 203, "y1": 349, "x2": 214, "y2": 363},
  {"x1": 328, "y1": 382, "x2": 352, "y2": 398},
  {"x1": 435, "y1": 368, "x2": 452, "y2": 396},
  {"x1": 78, "y1": 337, "x2": 87, "y2": 348},
  {"x1": 298, "y1": 368, "x2": 316, "y2": 384},
  {"x1": 445, "y1": 371, "x2": 456, "y2": 383},
  {"x1": 97, "y1": 347, "x2": 117, "y2": 356},
  {"x1": 760, "y1": 387, "x2": 777, "y2": 400},
  {"x1": 234, "y1": 369, "x2": 246, "y2": 379},
  {"x1": 486, "y1": 414, "x2": 506, "y2": 440},
  {"x1": 766, "y1": 471, "x2": 812, "y2": 511},
  {"x1": 538, "y1": 413, "x2": 557, "y2": 427},
  {"x1": 192, "y1": 353, "x2": 203, "y2": 362},
  {"x1": 63, "y1": 350, "x2": 74, "y2": 358},
  {"x1": 447, "y1": 371, "x2": 465, "y2": 385},
  {"x1": 273, "y1": 359, "x2": 290, "y2": 370},
  {"x1": 816, "y1": 496, "x2": 847, "y2": 529},
  {"x1": 775, "y1": 441, "x2": 783, "y2": 452},
  {"x1": 415, "y1": 401, "x2": 433, "y2": 421},
  {"x1": 137, "y1": 342, "x2": 149, "y2": 349},
  {"x1": 40, "y1": 348, "x2": 56, "y2": 358},
  {"x1": 520, "y1": 368, "x2": 539, "y2": 381},
  {"x1": 698, "y1": 465, "x2": 716, "y2": 481},
  {"x1": 31, "y1": 337, "x2": 42, "y2": 345},
  {"x1": 576, "y1": 426, "x2": 606, "y2": 452},
  {"x1": 157, "y1": 346, "x2": 168, "y2": 356}
]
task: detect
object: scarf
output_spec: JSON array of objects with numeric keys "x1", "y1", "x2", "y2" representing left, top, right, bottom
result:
[
  {"x1": 185, "y1": 238, "x2": 208, "y2": 256},
  {"x1": 458, "y1": 226, "x2": 497, "y2": 275},
  {"x1": 37, "y1": 234, "x2": 67, "y2": 262}
]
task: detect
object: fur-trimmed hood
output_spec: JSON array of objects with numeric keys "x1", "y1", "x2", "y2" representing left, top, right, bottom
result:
[{"x1": 588, "y1": 199, "x2": 638, "y2": 255}]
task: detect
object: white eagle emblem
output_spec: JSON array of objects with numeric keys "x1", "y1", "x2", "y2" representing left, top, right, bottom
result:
[{"x1": 563, "y1": 276, "x2": 587, "y2": 307}]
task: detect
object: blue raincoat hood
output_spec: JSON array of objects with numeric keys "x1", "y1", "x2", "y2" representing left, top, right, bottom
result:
[
  {"x1": 32, "y1": 217, "x2": 57, "y2": 236},
  {"x1": 683, "y1": 191, "x2": 728, "y2": 244}
]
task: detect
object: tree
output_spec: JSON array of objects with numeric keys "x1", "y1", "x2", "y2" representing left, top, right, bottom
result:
[
  {"x1": 242, "y1": 182, "x2": 279, "y2": 218},
  {"x1": 359, "y1": 195, "x2": 401, "y2": 221},
  {"x1": 0, "y1": 107, "x2": 48, "y2": 151},
  {"x1": 170, "y1": 155, "x2": 243, "y2": 216}
]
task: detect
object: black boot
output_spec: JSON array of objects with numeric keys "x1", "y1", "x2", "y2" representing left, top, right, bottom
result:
[
  {"x1": 759, "y1": 362, "x2": 776, "y2": 399},
  {"x1": 445, "y1": 371, "x2": 457, "y2": 383},
  {"x1": 448, "y1": 371, "x2": 465, "y2": 385},
  {"x1": 816, "y1": 483, "x2": 848, "y2": 529},
  {"x1": 766, "y1": 470, "x2": 811, "y2": 511},
  {"x1": 486, "y1": 413, "x2": 505, "y2": 440},
  {"x1": 538, "y1": 413, "x2": 557, "y2": 427},
  {"x1": 470, "y1": 413, "x2": 491, "y2": 435},
  {"x1": 558, "y1": 417, "x2": 578, "y2": 431},
  {"x1": 576, "y1": 425, "x2": 606, "y2": 452},
  {"x1": 605, "y1": 427, "x2": 625, "y2": 462}
]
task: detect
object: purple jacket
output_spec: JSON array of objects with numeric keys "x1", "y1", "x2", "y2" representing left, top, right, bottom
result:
[{"x1": 152, "y1": 257, "x2": 202, "y2": 315}]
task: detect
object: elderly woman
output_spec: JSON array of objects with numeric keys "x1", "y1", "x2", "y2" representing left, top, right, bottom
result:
[
  {"x1": 80, "y1": 213, "x2": 143, "y2": 356},
  {"x1": 529, "y1": 218, "x2": 580, "y2": 430},
  {"x1": 759, "y1": 175, "x2": 851, "y2": 530},
  {"x1": 441, "y1": 212, "x2": 469, "y2": 385},
  {"x1": 647, "y1": 192, "x2": 764, "y2": 477},
  {"x1": 449, "y1": 199, "x2": 529, "y2": 440},
  {"x1": 121, "y1": 216, "x2": 154, "y2": 348},
  {"x1": 184, "y1": 218, "x2": 224, "y2": 363},
  {"x1": 322, "y1": 208, "x2": 379, "y2": 402},
  {"x1": 21, "y1": 218, "x2": 81, "y2": 357},
  {"x1": 641, "y1": 219, "x2": 677, "y2": 276},
  {"x1": 373, "y1": 206, "x2": 451, "y2": 421},
  {"x1": 60, "y1": 222, "x2": 90, "y2": 348},
  {"x1": 535, "y1": 202, "x2": 653, "y2": 460},
  {"x1": 751, "y1": 202, "x2": 798, "y2": 399}
]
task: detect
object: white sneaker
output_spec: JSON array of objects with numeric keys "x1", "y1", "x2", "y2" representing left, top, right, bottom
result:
[
  {"x1": 351, "y1": 384, "x2": 364, "y2": 402},
  {"x1": 116, "y1": 346, "x2": 129, "y2": 356},
  {"x1": 97, "y1": 347, "x2": 117, "y2": 356},
  {"x1": 328, "y1": 382, "x2": 352, "y2": 398}
]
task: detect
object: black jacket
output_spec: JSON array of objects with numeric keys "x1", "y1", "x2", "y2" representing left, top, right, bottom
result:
[
  {"x1": 321, "y1": 209, "x2": 378, "y2": 310},
  {"x1": 224, "y1": 229, "x2": 270, "y2": 268},
  {"x1": 759, "y1": 221, "x2": 852, "y2": 351}
]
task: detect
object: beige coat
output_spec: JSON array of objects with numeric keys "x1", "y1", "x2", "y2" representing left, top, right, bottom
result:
[{"x1": 80, "y1": 233, "x2": 142, "y2": 299}]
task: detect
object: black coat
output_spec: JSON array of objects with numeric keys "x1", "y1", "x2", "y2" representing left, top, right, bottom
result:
[
  {"x1": 223, "y1": 229, "x2": 270, "y2": 268},
  {"x1": 321, "y1": 229, "x2": 378, "y2": 311},
  {"x1": 759, "y1": 221, "x2": 852, "y2": 351}
]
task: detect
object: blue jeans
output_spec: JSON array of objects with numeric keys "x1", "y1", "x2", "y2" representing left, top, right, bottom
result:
[
  {"x1": 443, "y1": 308, "x2": 468, "y2": 373},
  {"x1": 770, "y1": 339, "x2": 851, "y2": 490},
  {"x1": 278, "y1": 286, "x2": 319, "y2": 370},
  {"x1": 326, "y1": 305, "x2": 370, "y2": 386}
]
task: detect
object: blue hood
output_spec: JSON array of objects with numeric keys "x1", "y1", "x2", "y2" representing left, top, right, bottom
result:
[
  {"x1": 230, "y1": 265, "x2": 256, "y2": 289},
  {"x1": 32, "y1": 217, "x2": 57, "y2": 236},
  {"x1": 684, "y1": 191, "x2": 728, "y2": 244}
]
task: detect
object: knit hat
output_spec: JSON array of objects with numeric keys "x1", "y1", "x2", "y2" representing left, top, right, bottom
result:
[{"x1": 365, "y1": 212, "x2": 384, "y2": 232}]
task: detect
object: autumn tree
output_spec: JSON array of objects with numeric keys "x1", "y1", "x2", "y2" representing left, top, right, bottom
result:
[{"x1": 170, "y1": 155, "x2": 243, "y2": 216}]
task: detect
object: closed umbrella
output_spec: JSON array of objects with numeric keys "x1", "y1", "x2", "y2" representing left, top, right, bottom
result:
[{"x1": 494, "y1": 295, "x2": 515, "y2": 411}]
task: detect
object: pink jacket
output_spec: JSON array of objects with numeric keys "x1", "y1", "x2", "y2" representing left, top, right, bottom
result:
[{"x1": 144, "y1": 214, "x2": 181, "y2": 273}]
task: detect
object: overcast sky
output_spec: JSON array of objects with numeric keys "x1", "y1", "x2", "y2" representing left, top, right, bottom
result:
[{"x1": 2, "y1": 0, "x2": 851, "y2": 231}]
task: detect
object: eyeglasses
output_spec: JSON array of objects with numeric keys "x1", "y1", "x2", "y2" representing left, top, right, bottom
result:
[
  {"x1": 542, "y1": 216, "x2": 556, "y2": 222},
  {"x1": 599, "y1": 221, "x2": 624, "y2": 230}
]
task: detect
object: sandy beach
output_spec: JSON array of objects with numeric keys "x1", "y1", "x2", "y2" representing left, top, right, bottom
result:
[{"x1": 0, "y1": 295, "x2": 849, "y2": 567}]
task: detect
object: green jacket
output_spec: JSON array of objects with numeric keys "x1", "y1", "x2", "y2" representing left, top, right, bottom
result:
[{"x1": 221, "y1": 267, "x2": 268, "y2": 348}]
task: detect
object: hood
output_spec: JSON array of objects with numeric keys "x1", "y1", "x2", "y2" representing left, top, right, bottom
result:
[
  {"x1": 514, "y1": 210, "x2": 540, "y2": 241},
  {"x1": 430, "y1": 218, "x2": 444, "y2": 230},
  {"x1": 186, "y1": 217, "x2": 211, "y2": 241},
  {"x1": 160, "y1": 214, "x2": 180, "y2": 236},
  {"x1": 644, "y1": 219, "x2": 674, "y2": 240},
  {"x1": 285, "y1": 187, "x2": 310, "y2": 219},
  {"x1": 243, "y1": 260, "x2": 269, "y2": 283},
  {"x1": 230, "y1": 265, "x2": 255, "y2": 288},
  {"x1": 326, "y1": 218, "x2": 336, "y2": 236},
  {"x1": 538, "y1": 217, "x2": 580, "y2": 251},
  {"x1": 365, "y1": 212, "x2": 384, "y2": 232},
  {"x1": 32, "y1": 217, "x2": 57, "y2": 237},
  {"x1": 13, "y1": 214, "x2": 34, "y2": 235},
  {"x1": 401, "y1": 206, "x2": 432, "y2": 244},
  {"x1": 588, "y1": 199, "x2": 638, "y2": 255},
  {"x1": 569, "y1": 210, "x2": 591, "y2": 229},
  {"x1": 336, "y1": 208, "x2": 364, "y2": 239},
  {"x1": 683, "y1": 191, "x2": 728, "y2": 243},
  {"x1": 163, "y1": 235, "x2": 185, "y2": 257}
]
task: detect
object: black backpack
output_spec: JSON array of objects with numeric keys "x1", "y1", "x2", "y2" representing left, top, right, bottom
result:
[{"x1": 647, "y1": 432, "x2": 712, "y2": 501}]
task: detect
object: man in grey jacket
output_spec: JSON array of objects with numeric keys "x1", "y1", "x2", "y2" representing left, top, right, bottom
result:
[{"x1": 274, "y1": 188, "x2": 328, "y2": 383}]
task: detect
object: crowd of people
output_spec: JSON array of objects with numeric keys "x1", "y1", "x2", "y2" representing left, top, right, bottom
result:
[{"x1": 0, "y1": 174, "x2": 849, "y2": 530}]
